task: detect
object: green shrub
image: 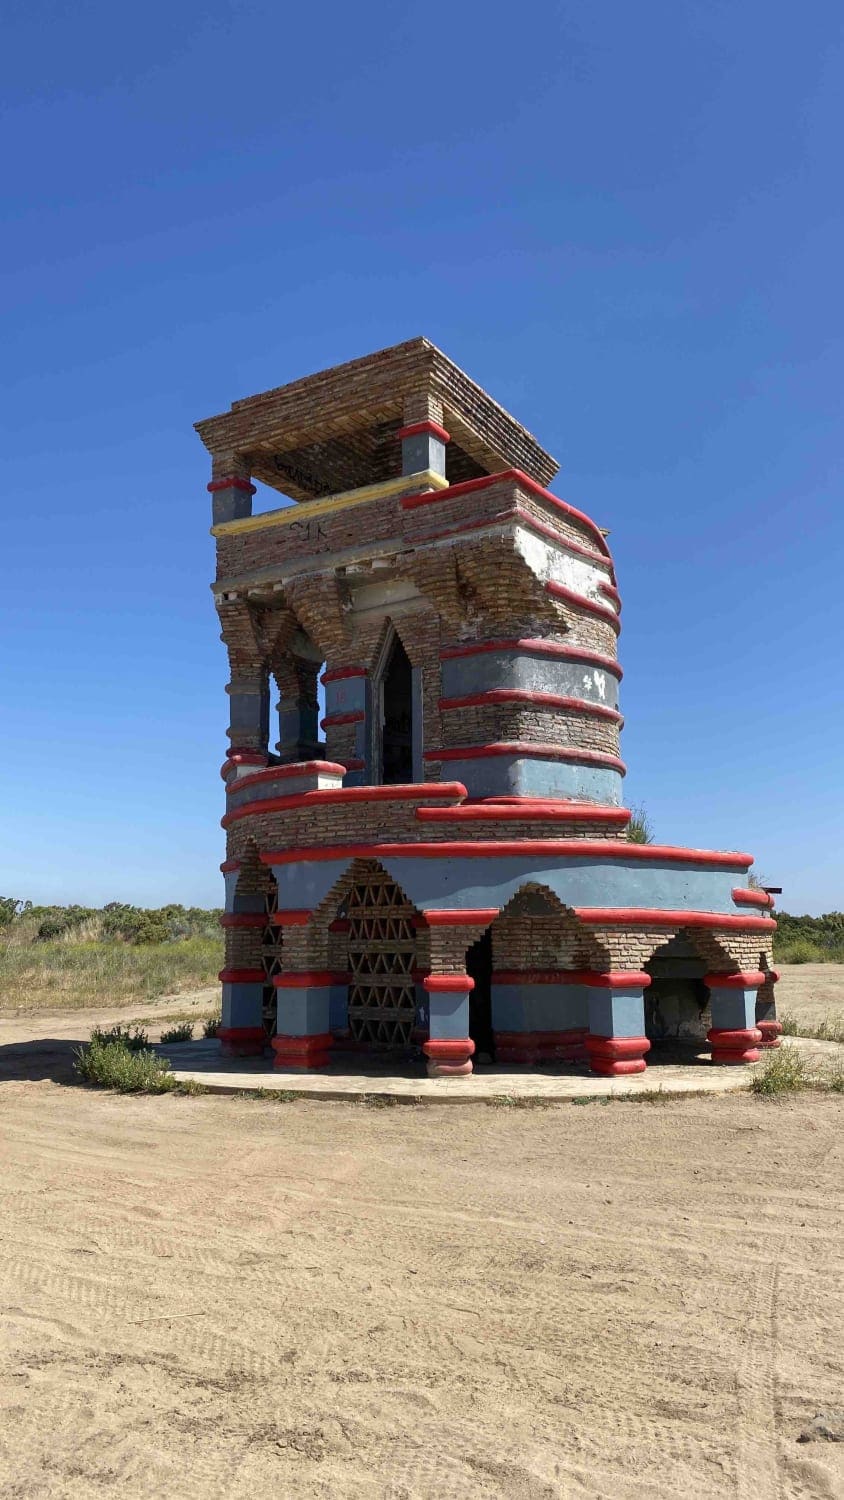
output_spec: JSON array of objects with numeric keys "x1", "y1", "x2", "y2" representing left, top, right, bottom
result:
[
  {"x1": 75, "y1": 1037, "x2": 175, "y2": 1093},
  {"x1": 202, "y1": 1014, "x2": 221, "y2": 1038},
  {"x1": 777, "y1": 938, "x2": 823, "y2": 965},
  {"x1": 627, "y1": 805, "x2": 653, "y2": 844},
  {"x1": 751, "y1": 1045, "x2": 810, "y2": 1097},
  {"x1": 160, "y1": 1022, "x2": 194, "y2": 1044},
  {"x1": 90, "y1": 1024, "x2": 150, "y2": 1052},
  {"x1": 0, "y1": 897, "x2": 32, "y2": 928}
]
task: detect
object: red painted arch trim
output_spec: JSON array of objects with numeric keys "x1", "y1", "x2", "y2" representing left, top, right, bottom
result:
[
  {"x1": 222, "y1": 781, "x2": 468, "y2": 827},
  {"x1": 218, "y1": 968, "x2": 264, "y2": 983},
  {"x1": 208, "y1": 476, "x2": 256, "y2": 494},
  {"x1": 321, "y1": 710, "x2": 365, "y2": 729},
  {"x1": 422, "y1": 909, "x2": 498, "y2": 926},
  {"x1": 397, "y1": 420, "x2": 451, "y2": 443},
  {"x1": 399, "y1": 468, "x2": 611, "y2": 558},
  {"x1": 438, "y1": 689, "x2": 623, "y2": 723},
  {"x1": 260, "y1": 841, "x2": 754, "y2": 868},
  {"x1": 273, "y1": 971, "x2": 348, "y2": 988},
  {"x1": 425, "y1": 742, "x2": 626, "y2": 773},
  {"x1": 440, "y1": 638, "x2": 622, "y2": 678},
  {"x1": 423, "y1": 974, "x2": 475, "y2": 992},
  {"x1": 219, "y1": 912, "x2": 264, "y2": 928},
  {"x1": 272, "y1": 910, "x2": 313, "y2": 926},
  {"x1": 321, "y1": 666, "x2": 368, "y2": 683},
  {"x1": 226, "y1": 761, "x2": 347, "y2": 794},
  {"x1": 703, "y1": 971, "x2": 767, "y2": 988},
  {"x1": 575, "y1": 908, "x2": 773, "y2": 929},
  {"x1": 731, "y1": 887, "x2": 774, "y2": 909},
  {"x1": 545, "y1": 580, "x2": 620, "y2": 632},
  {"x1": 416, "y1": 800, "x2": 630, "y2": 824}
]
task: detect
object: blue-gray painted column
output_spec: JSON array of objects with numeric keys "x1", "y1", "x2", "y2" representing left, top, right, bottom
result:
[
  {"x1": 399, "y1": 419, "x2": 449, "y2": 479},
  {"x1": 271, "y1": 972, "x2": 335, "y2": 1069},
  {"x1": 706, "y1": 973, "x2": 763, "y2": 1064},
  {"x1": 423, "y1": 974, "x2": 474, "y2": 1077},
  {"x1": 584, "y1": 972, "x2": 651, "y2": 1076}
]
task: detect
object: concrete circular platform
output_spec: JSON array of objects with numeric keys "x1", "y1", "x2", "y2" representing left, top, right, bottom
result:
[{"x1": 156, "y1": 1036, "x2": 837, "y2": 1104}]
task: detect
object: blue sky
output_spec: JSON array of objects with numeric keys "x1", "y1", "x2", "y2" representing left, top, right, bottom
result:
[{"x1": 2, "y1": 2, "x2": 841, "y2": 913}]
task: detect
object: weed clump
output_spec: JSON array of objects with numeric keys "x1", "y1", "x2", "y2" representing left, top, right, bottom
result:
[
  {"x1": 202, "y1": 1014, "x2": 221, "y2": 1039},
  {"x1": 751, "y1": 1045, "x2": 810, "y2": 1097},
  {"x1": 90, "y1": 1024, "x2": 149, "y2": 1052},
  {"x1": 75, "y1": 1036, "x2": 175, "y2": 1093},
  {"x1": 160, "y1": 1022, "x2": 194, "y2": 1044}
]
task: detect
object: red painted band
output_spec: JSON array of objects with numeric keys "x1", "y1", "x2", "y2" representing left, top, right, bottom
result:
[
  {"x1": 703, "y1": 971, "x2": 767, "y2": 989},
  {"x1": 731, "y1": 887, "x2": 774, "y2": 909},
  {"x1": 707, "y1": 1027, "x2": 763, "y2": 1047},
  {"x1": 440, "y1": 637, "x2": 622, "y2": 678},
  {"x1": 586, "y1": 1036, "x2": 651, "y2": 1060},
  {"x1": 227, "y1": 761, "x2": 347, "y2": 794},
  {"x1": 208, "y1": 476, "x2": 256, "y2": 494},
  {"x1": 562, "y1": 970, "x2": 652, "y2": 988},
  {"x1": 493, "y1": 970, "x2": 577, "y2": 985},
  {"x1": 598, "y1": 581, "x2": 622, "y2": 606},
  {"x1": 438, "y1": 689, "x2": 622, "y2": 723},
  {"x1": 576, "y1": 908, "x2": 772, "y2": 928},
  {"x1": 329, "y1": 917, "x2": 351, "y2": 933},
  {"x1": 399, "y1": 468, "x2": 611, "y2": 558},
  {"x1": 217, "y1": 1026, "x2": 265, "y2": 1043},
  {"x1": 424, "y1": 742, "x2": 626, "y2": 773},
  {"x1": 223, "y1": 780, "x2": 468, "y2": 826},
  {"x1": 423, "y1": 1037, "x2": 476, "y2": 1057},
  {"x1": 320, "y1": 710, "x2": 365, "y2": 729},
  {"x1": 273, "y1": 971, "x2": 347, "y2": 988},
  {"x1": 397, "y1": 420, "x2": 451, "y2": 443},
  {"x1": 219, "y1": 912, "x2": 264, "y2": 928},
  {"x1": 271, "y1": 1033, "x2": 332, "y2": 1061},
  {"x1": 220, "y1": 858, "x2": 240, "y2": 872},
  {"x1": 545, "y1": 580, "x2": 620, "y2": 632},
  {"x1": 422, "y1": 910, "x2": 498, "y2": 927},
  {"x1": 423, "y1": 974, "x2": 475, "y2": 992},
  {"x1": 417, "y1": 800, "x2": 630, "y2": 824},
  {"x1": 272, "y1": 910, "x2": 313, "y2": 926},
  {"x1": 320, "y1": 666, "x2": 367, "y2": 683},
  {"x1": 343, "y1": 758, "x2": 365, "y2": 770},
  {"x1": 261, "y1": 841, "x2": 754, "y2": 869},
  {"x1": 218, "y1": 968, "x2": 264, "y2": 983}
]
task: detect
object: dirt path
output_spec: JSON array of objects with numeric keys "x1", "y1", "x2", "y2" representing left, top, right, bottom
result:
[{"x1": 0, "y1": 1079, "x2": 841, "y2": 1499}]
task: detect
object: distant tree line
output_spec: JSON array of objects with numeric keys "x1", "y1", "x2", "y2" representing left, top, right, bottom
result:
[{"x1": 0, "y1": 899, "x2": 221, "y2": 946}]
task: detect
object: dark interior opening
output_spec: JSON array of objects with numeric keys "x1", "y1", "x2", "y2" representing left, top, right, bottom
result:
[
  {"x1": 381, "y1": 637, "x2": 413, "y2": 784},
  {"x1": 466, "y1": 928, "x2": 494, "y2": 1063}
]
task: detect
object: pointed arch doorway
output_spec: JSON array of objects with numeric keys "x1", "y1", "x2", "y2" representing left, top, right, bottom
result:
[{"x1": 346, "y1": 862, "x2": 419, "y2": 1049}]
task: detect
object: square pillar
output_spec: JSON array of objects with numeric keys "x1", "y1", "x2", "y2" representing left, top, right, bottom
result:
[
  {"x1": 272, "y1": 971, "x2": 336, "y2": 1070},
  {"x1": 423, "y1": 974, "x2": 474, "y2": 1077},
  {"x1": 398, "y1": 420, "x2": 449, "y2": 480},
  {"x1": 705, "y1": 972, "x2": 764, "y2": 1064},
  {"x1": 218, "y1": 968, "x2": 266, "y2": 1057},
  {"x1": 755, "y1": 969, "x2": 782, "y2": 1048},
  {"x1": 581, "y1": 971, "x2": 651, "y2": 1076}
]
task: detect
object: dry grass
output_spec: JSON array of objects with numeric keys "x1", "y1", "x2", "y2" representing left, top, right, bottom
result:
[{"x1": 0, "y1": 934, "x2": 222, "y2": 1012}]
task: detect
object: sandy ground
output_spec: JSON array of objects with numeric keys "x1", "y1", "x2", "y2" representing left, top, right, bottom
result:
[
  {"x1": 775, "y1": 965, "x2": 844, "y2": 1029},
  {"x1": 0, "y1": 1080, "x2": 842, "y2": 1498},
  {"x1": 0, "y1": 969, "x2": 842, "y2": 1498}
]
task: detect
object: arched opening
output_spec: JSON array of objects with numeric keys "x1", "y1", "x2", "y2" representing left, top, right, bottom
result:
[
  {"x1": 466, "y1": 928, "x2": 494, "y2": 1063},
  {"x1": 380, "y1": 634, "x2": 414, "y2": 784},
  {"x1": 644, "y1": 932, "x2": 710, "y2": 1050},
  {"x1": 345, "y1": 861, "x2": 420, "y2": 1049}
]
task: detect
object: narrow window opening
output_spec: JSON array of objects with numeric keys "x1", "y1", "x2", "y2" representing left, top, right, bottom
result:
[{"x1": 380, "y1": 636, "x2": 414, "y2": 784}]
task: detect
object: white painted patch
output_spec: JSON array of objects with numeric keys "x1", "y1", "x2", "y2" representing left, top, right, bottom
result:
[{"x1": 513, "y1": 527, "x2": 609, "y2": 604}]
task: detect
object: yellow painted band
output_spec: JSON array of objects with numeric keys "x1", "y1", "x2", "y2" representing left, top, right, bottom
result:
[{"x1": 210, "y1": 469, "x2": 449, "y2": 537}]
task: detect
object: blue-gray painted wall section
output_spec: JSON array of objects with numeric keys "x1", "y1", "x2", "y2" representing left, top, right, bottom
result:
[
  {"x1": 269, "y1": 853, "x2": 747, "y2": 922},
  {"x1": 328, "y1": 984, "x2": 349, "y2": 1032},
  {"x1": 324, "y1": 676, "x2": 367, "y2": 717},
  {"x1": 441, "y1": 754, "x2": 624, "y2": 803},
  {"x1": 441, "y1": 652, "x2": 620, "y2": 710},
  {"x1": 401, "y1": 432, "x2": 446, "y2": 476},
  {"x1": 491, "y1": 983, "x2": 589, "y2": 1031}
]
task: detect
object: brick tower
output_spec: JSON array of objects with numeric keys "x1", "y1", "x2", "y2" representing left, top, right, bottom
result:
[{"x1": 195, "y1": 340, "x2": 780, "y2": 1078}]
